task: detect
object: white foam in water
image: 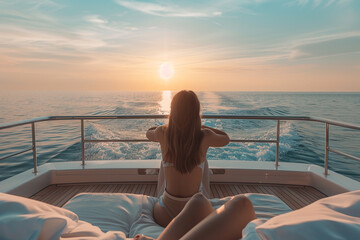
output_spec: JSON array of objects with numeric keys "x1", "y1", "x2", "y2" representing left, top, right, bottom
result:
[
  {"x1": 204, "y1": 120, "x2": 299, "y2": 162},
  {"x1": 86, "y1": 122, "x2": 162, "y2": 160},
  {"x1": 255, "y1": 121, "x2": 299, "y2": 161},
  {"x1": 1, "y1": 91, "x2": 359, "y2": 181},
  {"x1": 86, "y1": 115, "x2": 299, "y2": 162},
  {"x1": 84, "y1": 92, "x2": 299, "y2": 162}
]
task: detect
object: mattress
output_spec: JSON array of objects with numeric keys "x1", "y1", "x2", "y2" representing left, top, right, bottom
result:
[
  {"x1": 63, "y1": 193, "x2": 292, "y2": 239},
  {"x1": 2, "y1": 191, "x2": 359, "y2": 239}
]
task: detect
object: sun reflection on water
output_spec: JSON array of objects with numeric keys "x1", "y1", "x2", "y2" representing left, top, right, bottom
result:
[{"x1": 159, "y1": 90, "x2": 172, "y2": 114}]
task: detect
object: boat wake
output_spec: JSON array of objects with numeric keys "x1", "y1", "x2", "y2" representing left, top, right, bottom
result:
[
  {"x1": 1, "y1": 91, "x2": 359, "y2": 182},
  {"x1": 79, "y1": 116, "x2": 300, "y2": 163}
]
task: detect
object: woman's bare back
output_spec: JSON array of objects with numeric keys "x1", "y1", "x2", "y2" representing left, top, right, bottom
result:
[{"x1": 150, "y1": 125, "x2": 229, "y2": 197}]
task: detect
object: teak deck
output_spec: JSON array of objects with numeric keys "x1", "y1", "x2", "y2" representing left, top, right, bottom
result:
[{"x1": 30, "y1": 182, "x2": 327, "y2": 210}]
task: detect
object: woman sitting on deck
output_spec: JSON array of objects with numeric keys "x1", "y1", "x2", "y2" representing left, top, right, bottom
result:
[
  {"x1": 134, "y1": 193, "x2": 257, "y2": 240},
  {"x1": 146, "y1": 90, "x2": 230, "y2": 227}
]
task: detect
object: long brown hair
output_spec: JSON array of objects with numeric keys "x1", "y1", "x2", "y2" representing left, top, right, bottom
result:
[{"x1": 165, "y1": 90, "x2": 204, "y2": 174}]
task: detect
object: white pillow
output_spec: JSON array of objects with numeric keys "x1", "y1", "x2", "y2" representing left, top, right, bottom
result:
[
  {"x1": 64, "y1": 193, "x2": 152, "y2": 234},
  {"x1": 0, "y1": 193, "x2": 127, "y2": 240},
  {"x1": 243, "y1": 190, "x2": 360, "y2": 240},
  {"x1": 0, "y1": 193, "x2": 78, "y2": 240},
  {"x1": 128, "y1": 194, "x2": 162, "y2": 238},
  {"x1": 0, "y1": 193, "x2": 78, "y2": 220},
  {"x1": 60, "y1": 220, "x2": 126, "y2": 240},
  {"x1": 129, "y1": 213, "x2": 164, "y2": 239}
]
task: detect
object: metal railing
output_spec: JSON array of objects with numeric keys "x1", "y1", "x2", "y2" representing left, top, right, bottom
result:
[{"x1": 0, "y1": 115, "x2": 359, "y2": 176}]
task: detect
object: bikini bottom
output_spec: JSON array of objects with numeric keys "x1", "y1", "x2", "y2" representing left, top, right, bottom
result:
[{"x1": 159, "y1": 189, "x2": 193, "y2": 218}]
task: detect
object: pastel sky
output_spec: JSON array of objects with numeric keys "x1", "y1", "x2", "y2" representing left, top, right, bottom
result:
[{"x1": 0, "y1": 0, "x2": 359, "y2": 91}]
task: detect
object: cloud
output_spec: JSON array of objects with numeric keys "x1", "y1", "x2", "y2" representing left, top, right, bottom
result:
[
  {"x1": 84, "y1": 14, "x2": 139, "y2": 35},
  {"x1": 28, "y1": 0, "x2": 62, "y2": 11},
  {"x1": 289, "y1": 49, "x2": 309, "y2": 59},
  {"x1": 0, "y1": 1, "x2": 144, "y2": 69},
  {"x1": 85, "y1": 15, "x2": 108, "y2": 24},
  {"x1": 288, "y1": 0, "x2": 352, "y2": 7},
  {"x1": 124, "y1": 26, "x2": 138, "y2": 31},
  {"x1": 113, "y1": 0, "x2": 274, "y2": 18},
  {"x1": 114, "y1": 0, "x2": 222, "y2": 17},
  {"x1": 0, "y1": 25, "x2": 105, "y2": 49},
  {"x1": 290, "y1": 32, "x2": 360, "y2": 59},
  {"x1": 1, "y1": 0, "x2": 358, "y2": 81},
  {"x1": 196, "y1": 31, "x2": 360, "y2": 66}
]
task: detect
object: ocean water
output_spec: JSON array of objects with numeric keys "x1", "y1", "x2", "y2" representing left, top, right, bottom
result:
[{"x1": 0, "y1": 91, "x2": 359, "y2": 182}]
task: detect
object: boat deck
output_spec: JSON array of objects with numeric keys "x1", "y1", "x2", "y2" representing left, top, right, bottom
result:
[{"x1": 30, "y1": 182, "x2": 328, "y2": 210}]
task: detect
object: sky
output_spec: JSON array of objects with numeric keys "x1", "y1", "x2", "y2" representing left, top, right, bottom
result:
[{"x1": 0, "y1": 0, "x2": 359, "y2": 91}]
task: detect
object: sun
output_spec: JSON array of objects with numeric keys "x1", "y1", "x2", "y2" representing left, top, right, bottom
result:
[{"x1": 159, "y1": 62, "x2": 174, "y2": 80}]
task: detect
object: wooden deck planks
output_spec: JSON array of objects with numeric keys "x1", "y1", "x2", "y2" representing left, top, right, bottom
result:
[{"x1": 30, "y1": 182, "x2": 327, "y2": 210}]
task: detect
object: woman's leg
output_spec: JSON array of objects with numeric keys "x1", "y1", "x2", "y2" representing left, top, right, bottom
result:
[
  {"x1": 180, "y1": 195, "x2": 257, "y2": 240},
  {"x1": 134, "y1": 235, "x2": 155, "y2": 240},
  {"x1": 157, "y1": 193, "x2": 214, "y2": 240},
  {"x1": 153, "y1": 201, "x2": 173, "y2": 227}
]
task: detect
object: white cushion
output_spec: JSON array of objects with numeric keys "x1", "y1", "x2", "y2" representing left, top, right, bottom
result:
[
  {"x1": 60, "y1": 220, "x2": 126, "y2": 240},
  {"x1": 64, "y1": 193, "x2": 157, "y2": 235},
  {"x1": 64, "y1": 192, "x2": 291, "y2": 239},
  {"x1": 242, "y1": 190, "x2": 360, "y2": 240},
  {"x1": 0, "y1": 193, "x2": 126, "y2": 240},
  {"x1": 0, "y1": 193, "x2": 78, "y2": 240}
]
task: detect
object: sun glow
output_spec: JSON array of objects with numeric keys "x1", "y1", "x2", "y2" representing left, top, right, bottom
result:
[
  {"x1": 159, "y1": 62, "x2": 174, "y2": 80},
  {"x1": 159, "y1": 90, "x2": 172, "y2": 114}
]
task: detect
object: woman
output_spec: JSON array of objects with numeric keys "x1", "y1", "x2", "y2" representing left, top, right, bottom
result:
[
  {"x1": 146, "y1": 90, "x2": 230, "y2": 227},
  {"x1": 134, "y1": 193, "x2": 257, "y2": 240}
]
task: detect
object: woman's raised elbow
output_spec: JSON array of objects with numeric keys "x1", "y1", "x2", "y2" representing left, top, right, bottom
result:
[
  {"x1": 145, "y1": 130, "x2": 152, "y2": 140},
  {"x1": 224, "y1": 134, "x2": 230, "y2": 146},
  {"x1": 146, "y1": 127, "x2": 158, "y2": 141},
  {"x1": 220, "y1": 134, "x2": 230, "y2": 147}
]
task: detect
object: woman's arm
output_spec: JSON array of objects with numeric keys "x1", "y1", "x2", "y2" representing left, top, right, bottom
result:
[
  {"x1": 146, "y1": 126, "x2": 166, "y2": 142},
  {"x1": 146, "y1": 126, "x2": 159, "y2": 142},
  {"x1": 202, "y1": 125, "x2": 230, "y2": 147},
  {"x1": 201, "y1": 125, "x2": 227, "y2": 135}
]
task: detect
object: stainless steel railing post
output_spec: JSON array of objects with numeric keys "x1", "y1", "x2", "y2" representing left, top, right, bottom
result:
[
  {"x1": 275, "y1": 120, "x2": 280, "y2": 168},
  {"x1": 31, "y1": 122, "x2": 38, "y2": 175},
  {"x1": 325, "y1": 123, "x2": 329, "y2": 176},
  {"x1": 81, "y1": 119, "x2": 85, "y2": 166}
]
